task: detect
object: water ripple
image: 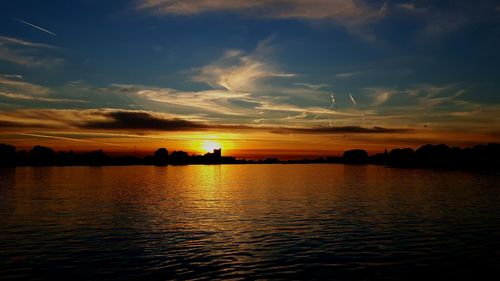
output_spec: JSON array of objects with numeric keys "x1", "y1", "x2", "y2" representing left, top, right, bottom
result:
[{"x1": 0, "y1": 165, "x2": 499, "y2": 280}]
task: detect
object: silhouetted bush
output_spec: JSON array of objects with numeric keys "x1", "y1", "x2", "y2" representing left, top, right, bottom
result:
[{"x1": 343, "y1": 149, "x2": 368, "y2": 164}]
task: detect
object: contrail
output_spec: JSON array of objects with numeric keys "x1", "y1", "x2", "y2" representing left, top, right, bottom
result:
[
  {"x1": 313, "y1": 112, "x2": 322, "y2": 120},
  {"x1": 349, "y1": 91, "x2": 357, "y2": 105},
  {"x1": 14, "y1": 18, "x2": 57, "y2": 36},
  {"x1": 313, "y1": 93, "x2": 336, "y2": 120},
  {"x1": 18, "y1": 133, "x2": 125, "y2": 147},
  {"x1": 378, "y1": 0, "x2": 390, "y2": 16}
]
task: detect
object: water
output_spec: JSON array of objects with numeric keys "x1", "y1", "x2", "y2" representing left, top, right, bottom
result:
[{"x1": 1, "y1": 164, "x2": 499, "y2": 280}]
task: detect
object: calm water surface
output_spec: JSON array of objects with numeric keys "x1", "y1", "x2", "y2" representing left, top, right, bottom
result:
[{"x1": 0, "y1": 164, "x2": 499, "y2": 280}]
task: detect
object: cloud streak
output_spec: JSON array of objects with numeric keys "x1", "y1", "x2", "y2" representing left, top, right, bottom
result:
[
  {"x1": 0, "y1": 76, "x2": 85, "y2": 103},
  {"x1": 0, "y1": 91, "x2": 87, "y2": 103},
  {"x1": 0, "y1": 35, "x2": 62, "y2": 66},
  {"x1": 335, "y1": 71, "x2": 362, "y2": 79},
  {"x1": 137, "y1": 0, "x2": 378, "y2": 22}
]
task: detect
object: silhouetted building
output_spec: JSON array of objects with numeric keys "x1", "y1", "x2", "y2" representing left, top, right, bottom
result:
[
  {"x1": 202, "y1": 148, "x2": 222, "y2": 164},
  {"x1": 214, "y1": 148, "x2": 221, "y2": 158}
]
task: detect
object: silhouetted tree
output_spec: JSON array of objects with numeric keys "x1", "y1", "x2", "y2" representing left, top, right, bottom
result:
[
  {"x1": 1, "y1": 142, "x2": 498, "y2": 169},
  {"x1": 416, "y1": 144, "x2": 453, "y2": 167},
  {"x1": 29, "y1": 145, "x2": 55, "y2": 166},
  {"x1": 0, "y1": 144, "x2": 16, "y2": 166},
  {"x1": 16, "y1": 150, "x2": 28, "y2": 166},
  {"x1": 85, "y1": 150, "x2": 108, "y2": 166},
  {"x1": 388, "y1": 148, "x2": 416, "y2": 167},
  {"x1": 170, "y1": 150, "x2": 189, "y2": 165},
  {"x1": 343, "y1": 149, "x2": 368, "y2": 164},
  {"x1": 467, "y1": 143, "x2": 500, "y2": 168},
  {"x1": 262, "y1": 158, "x2": 279, "y2": 164},
  {"x1": 153, "y1": 148, "x2": 169, "y2": 166}
]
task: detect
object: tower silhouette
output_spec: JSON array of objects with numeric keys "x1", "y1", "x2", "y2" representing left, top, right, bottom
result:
[{"x1": 214, "y1": 148, "x2": 221, "y2": 158}]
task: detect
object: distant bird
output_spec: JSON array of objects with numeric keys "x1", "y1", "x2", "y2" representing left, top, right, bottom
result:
[
  {"x1": 14, "y1": 18, "x2": 56, "y2": 36},
  {"x1": 349, "y1": 91, "x2": 357, "y2": 105}
]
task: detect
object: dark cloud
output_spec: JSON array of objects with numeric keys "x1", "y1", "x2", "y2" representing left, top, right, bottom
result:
[
  {"x1": 80, "y1": 111, "x2": 209, "y2": 131},
  {"x1": 81, "y1": 111, "x2": 413, "y2": 135},
  {"x1": 0, "y1": 108, "x2": 413, "y2": 135},
  {"x1": 270, "y1": 126, "x2": 413, "y2": 135}
]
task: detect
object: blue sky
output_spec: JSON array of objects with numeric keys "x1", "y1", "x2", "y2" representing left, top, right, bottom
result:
[{"x1": 0, "y1": 0, "x2": 499, "y2": 154}]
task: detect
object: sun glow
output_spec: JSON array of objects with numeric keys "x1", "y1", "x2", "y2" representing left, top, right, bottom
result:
[{"x1": 201, "y1": 140, "x2": 221, "y2": 153}]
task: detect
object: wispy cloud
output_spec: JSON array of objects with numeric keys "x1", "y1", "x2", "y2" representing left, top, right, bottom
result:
[
  {"x1": 136, "y1": 0, "x2": 390, "y2": 41},
  {"x1": 113, "y1": 84, "x2": 254, "y2": 116},
  {"x1": 335, "y1": 71, "x2": 362, "y2": 79},
  {"x1": 294, "y1": 83, "x2": 330, "y2": 90},
  {"x1": 137, "y1": 0, "x2": 500, "y2": 43},
  {"x1": 363, "y1": 88, "x2": 392, "y2": 106},
  {"x1": 0, "y1": 36, "x2": 58, "y2": 49},
  {"x1": 0, "y1": 74, "x2": 23, "y2": 79},
  {"x1": 0, "y1": 76, "x2": 85, "y2": 103},
  {"x1": 0, "y1": 76, "x2": 51, "y2": 95},
  {"x1": 0, "y1": 35, "x2": 62, "y2": 67},
  {"x1": 191, "y1": 41, "x2": 295, "y2": 92},
  {"x1": 396, "y1": 3, "x2": 415, "y2": 10},
  {"x1": 0, "y1": 91, "x2": 87, "y2": 103},
  {"x1": 393, "y1": 1, "x2": 500, "y2": 39},
  {"x1": 137, "y1": 0, "x2": 379, "y2": 22}
]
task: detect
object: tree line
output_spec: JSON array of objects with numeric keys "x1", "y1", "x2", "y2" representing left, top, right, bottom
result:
[{"x1": 0, "y1": 143, "x2": 499, "y2": 170}]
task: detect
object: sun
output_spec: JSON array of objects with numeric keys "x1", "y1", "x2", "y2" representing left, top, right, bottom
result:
[{"x1": 201, "y1": 140, "x2": 222, "y2": 153}]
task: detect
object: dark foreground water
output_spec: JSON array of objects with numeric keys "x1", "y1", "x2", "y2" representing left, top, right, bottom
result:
[{"x1": 0, "y1": 165, "x2": 499, "y2": 280}]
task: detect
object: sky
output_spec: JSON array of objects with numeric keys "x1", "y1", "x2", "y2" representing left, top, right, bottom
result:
[{"x1": 0, "y1": 0, "x2": 499, "y2": 158}]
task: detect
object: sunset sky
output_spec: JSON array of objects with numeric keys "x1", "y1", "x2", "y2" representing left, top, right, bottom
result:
[{"x1": 1, "y1": 0, "x2": 499, "y2": 158}]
